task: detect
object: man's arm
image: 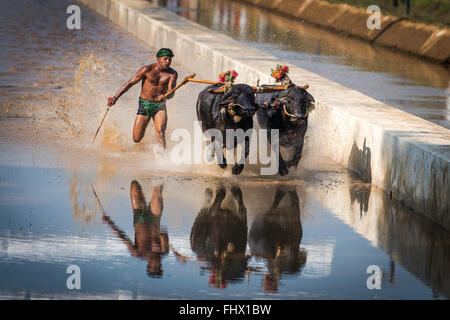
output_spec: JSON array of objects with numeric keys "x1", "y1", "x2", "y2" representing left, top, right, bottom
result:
[
  {"x1": 102, "y1": 214, "x2": 137, "y2": 256},
  {"x1": 108, "y1": 66, "x2": 148, "y2": 106}
]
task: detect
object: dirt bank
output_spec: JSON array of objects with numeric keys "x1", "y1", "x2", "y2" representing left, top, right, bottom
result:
[{"x1": 239, "y1": 0, "x2": 450, "y2": 63}]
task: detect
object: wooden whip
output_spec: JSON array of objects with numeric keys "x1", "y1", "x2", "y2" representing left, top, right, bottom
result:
[{"x1": 92, "y1": 106, "x2": 110, "y2": 143}]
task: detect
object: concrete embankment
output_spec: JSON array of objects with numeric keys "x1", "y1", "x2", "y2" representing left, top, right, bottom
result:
[
  {"x1": 77, "y1": 0, "x2": 450, "y2": 229},
  {"x1": 239, "y1": 0, "x2": 450, "y2": 63}
]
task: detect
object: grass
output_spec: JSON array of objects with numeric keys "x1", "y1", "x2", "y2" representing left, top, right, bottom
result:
[{"x1": 323, "y1": 0, "x2": 450, "y2": 27}]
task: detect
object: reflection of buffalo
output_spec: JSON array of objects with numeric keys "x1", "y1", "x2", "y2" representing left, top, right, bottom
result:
[
  {"x1": 256, "y1": 86, "x2": 314, "y2": 176},
  {"x1": 190, "y1": 185, "x2": 248, "y2": 288},
  {"x1": 196, "y1": 84, "x2": 256, "y2": 175},
  {"x1": 249, "y1": 187, "x2": 307, "y2": 292}
]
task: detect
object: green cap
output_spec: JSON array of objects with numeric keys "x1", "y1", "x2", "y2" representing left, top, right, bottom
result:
[{"x1": 156, "y1": 48, "x2": 174, "y2": 58}]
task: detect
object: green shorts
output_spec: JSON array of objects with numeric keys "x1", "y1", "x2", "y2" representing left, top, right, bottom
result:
[
  {"x1": 133, "y1": 207, "x2": 161, "y2": 226},
  {"x1": 138, "y1": 97, "x2": 166, "y2": 118}
]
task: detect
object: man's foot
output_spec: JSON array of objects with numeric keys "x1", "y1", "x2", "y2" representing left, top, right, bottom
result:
[{"x1": 153, "y1": 144, "x2": 167, "y2": 157}]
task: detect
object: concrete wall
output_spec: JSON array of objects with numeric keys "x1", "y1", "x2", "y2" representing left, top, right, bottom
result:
[
  {"x1": 239, "y1": 0, "x2": 450, "y2": 63},
  {"x1": 77, "y1": 0, "x2": 449, "y2": 229}
]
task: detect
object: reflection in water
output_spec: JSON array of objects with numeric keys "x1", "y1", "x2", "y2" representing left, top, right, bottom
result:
[
  {"x1": 348, "y1": 174, "x2": 371, "y2": 219},
  {"x1": 157, "y1": 0, "x2": 450, "y2": 129},
  {"x1": 0, "y1": 161, "x2": 448, "y2": 298},
  {"x1": 340, "y1": 175, "x2": 450, "y2": 298},
  {"x1": 189, "y1": 185, "x2": 307, "y2": 291},
  {"x1": 190, "y1": 185, "x2": 248, "y2": 288},
  {"x1": 99, "y1": 181, "x2": 169, "y2": 277},
  {"x1": 249, "y1": 187, "x2": 306, "y2": 292},
  {"x1": 374, "y1": 194, "x2": 450, "y2": 299}
]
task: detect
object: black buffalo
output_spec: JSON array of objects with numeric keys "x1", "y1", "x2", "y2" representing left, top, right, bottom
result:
[
  {"x1": 196, "y1": 84, "x2": 256, "y2": 175},
  {"x1": 255, "y1": 85, "x2": 314, "y2": 176}
]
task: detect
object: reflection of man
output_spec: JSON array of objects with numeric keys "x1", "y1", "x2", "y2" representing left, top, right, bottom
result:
[
  {"x1": 249, "y1": 187, "x2": 307, "y2": 292},
  {"x1": 101, "y1": 181, "x2": 168, "y2": 277},
  {"x1": 190, "y1": 185, "x2": 248, "y2": 288}
]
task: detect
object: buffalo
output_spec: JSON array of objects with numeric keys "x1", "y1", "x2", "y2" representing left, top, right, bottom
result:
[
  {"x1": 255, "y1": 85, "x2": 315, "y2": 176},
  {"x1": 196, "y1": 84, "x2": 256, "y2": 175}
]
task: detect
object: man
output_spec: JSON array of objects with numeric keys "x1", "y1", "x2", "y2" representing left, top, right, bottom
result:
[{"x1": 107, "y1": 48, "x2": 178, "y2": 153}]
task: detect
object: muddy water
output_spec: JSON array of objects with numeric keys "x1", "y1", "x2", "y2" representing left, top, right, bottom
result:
[
  {"x1": 0, "y1": 142, "x2": 449, "y2": 299},
  {"x1": 157, "y1": 0, "x2": 450, "y2": 129},
  {"x1": 0, "y1": 0, "x2": 449, "y2": 299}
]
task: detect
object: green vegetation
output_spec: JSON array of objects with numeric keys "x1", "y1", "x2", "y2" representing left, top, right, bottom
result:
[{"x1": 323, "y1": 0, "x2": 450, "y2": 27}]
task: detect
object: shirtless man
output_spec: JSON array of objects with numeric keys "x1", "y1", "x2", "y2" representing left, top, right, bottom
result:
[{"x1": 107, "y1": 48, "x2": 178, "y2": 153}]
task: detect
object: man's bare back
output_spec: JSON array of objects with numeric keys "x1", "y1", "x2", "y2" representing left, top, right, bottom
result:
[{"x1": 107, "y1": 48, "x2": 178, "y2": 151}]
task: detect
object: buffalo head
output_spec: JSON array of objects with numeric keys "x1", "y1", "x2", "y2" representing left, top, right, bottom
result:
[
  {"x1": 217, "y1": 84, "x2": 256, "y2": 120},
  {"x1": 276, "y1": 86, "x2": 315, "y2": 125}
]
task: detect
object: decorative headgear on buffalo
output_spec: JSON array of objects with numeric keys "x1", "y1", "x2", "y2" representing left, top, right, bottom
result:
[
  {"x1": 218, "y1": 69, "x2": 238, "y2": 93},
  {"x1": 156, "y1": 48, "x2": 174, "y2": 58},
  {"x1": 219, "y1": 70, "x2": 238, "y2": 84},
  {"x1": 271, "y1": 65, "x2": 292, "y2": 87},
  {"x1": 217, "y1": 70, "x2": 243, "y2": 123}
]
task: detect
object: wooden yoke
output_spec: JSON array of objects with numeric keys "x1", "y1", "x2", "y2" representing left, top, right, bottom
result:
[
  {"x1": 207, "y1": 84, "x2": 310, "y2": 94},
  {"x1": 186, "y1": 77, "x2": 309, "y2": 94},
  {"x1": 187, "y1": 78, "x2": 220, "y2": 85},
  {"x1": 162, "y1": 73, "x2": 196, "y2": 99},
  {"x1": 254, "y1": 84, "x2": 309, "y2": 93}
]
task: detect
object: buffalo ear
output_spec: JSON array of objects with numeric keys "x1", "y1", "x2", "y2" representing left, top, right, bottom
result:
[
  {"x1": 297, "y1": 84, "x2": 309, "y2": 90},
  {"x1": 306, "y1": 92, "x2": 315, "y2": 103}
]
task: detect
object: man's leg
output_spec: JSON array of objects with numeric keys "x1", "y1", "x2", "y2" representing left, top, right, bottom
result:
[
  {"x1": 133, "y1": 115, "x2": 151, "y2": 143},
  {"x1": 130, "y1": 180, "x2": 146, "y2": 210},
  {"x1": 149, "y1": 185, "x2": 164, "y2": 216},
  {"x1": 153, "y1": 109, "x2": 167, "y2": 149}
]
